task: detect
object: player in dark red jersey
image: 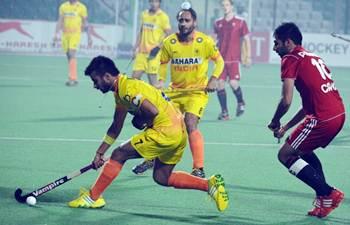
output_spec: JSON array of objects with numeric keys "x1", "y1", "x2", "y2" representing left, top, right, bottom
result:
[
  {"x1": 214, "y1": 0, "x2": 251, "y2": 120},
  {"x1": 268, "y1": 22, "x2": 346, "y2": 218}
]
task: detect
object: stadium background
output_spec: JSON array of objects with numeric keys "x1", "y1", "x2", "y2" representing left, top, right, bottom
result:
[{"x1": 0, "y1": 1, "x2": 349, "y2": 225}]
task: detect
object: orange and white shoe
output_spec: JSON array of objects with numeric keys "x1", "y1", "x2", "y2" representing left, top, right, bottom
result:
[{"x1": 307, "y1": 188, "x2": 344, "y2": 218}]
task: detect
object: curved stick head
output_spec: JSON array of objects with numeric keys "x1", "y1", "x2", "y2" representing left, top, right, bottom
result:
[{"x1": 14, "y1": 188, "x2": 27, "y2": 203}]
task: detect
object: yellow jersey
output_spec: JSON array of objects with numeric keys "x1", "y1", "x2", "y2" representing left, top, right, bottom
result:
[
  {"x1": 114, "y1": 75, "x2": 179, "y2": 128},
  {"x1": 159, "y1": 31, "x2": 224, "y2": 89},
  {"x1": 139, "y1": 9, "x2": 171, "y2": 53},
  {"x1": 59, "y1": 1, "x2": 87, "y2": 34}
]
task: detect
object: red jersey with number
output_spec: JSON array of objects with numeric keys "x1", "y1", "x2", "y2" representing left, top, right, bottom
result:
[
  {"x1": 214, "y1": 16, "x2": 249, "y2": 62},
  {"x1": 281, "y1": 46, "x2": 345, "y2": 121}
]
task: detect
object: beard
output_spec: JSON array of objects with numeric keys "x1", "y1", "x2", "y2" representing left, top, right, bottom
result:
[
  {"x1": 99, "y1": 84, "x2": 112, "y2": 93},
  {"x1": 179, "y1": 25, "x2": 194, "y2": 38},
  {"x1": 276, "y1": 46, "x2": 289, "y2": 58}
]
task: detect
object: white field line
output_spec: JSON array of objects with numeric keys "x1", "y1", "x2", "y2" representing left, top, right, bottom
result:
[
  {"x1": 0, "y1": 77, "x2": 349, "y2": 92},
  {"x1": 0, "y1": 136, "x2": 349, "y2": 149}
]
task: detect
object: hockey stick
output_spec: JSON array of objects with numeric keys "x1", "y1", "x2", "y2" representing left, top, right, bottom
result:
[
  {"x1": 14, "y1": 163, "x2": 94, "y2": 203},
  {"x1": 163, "y1": 87, "x2": 206, "y2": 93},
  {"x1": 331, "y1": 33, "x2": 350, "y2": 43}
]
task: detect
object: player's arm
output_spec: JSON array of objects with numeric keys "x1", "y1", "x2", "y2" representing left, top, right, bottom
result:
[
  {"x1": 274, "y1": 108, "x2": 305, "y2": 139},
  {"x1": 92, "y1": 106, "x2": 128, "y2": 169},
  {"x1": 284, "y1": 108, "x2": 305, "y2": 130},
  {"x1": 53, "y1": 14, "x2": 63, "y2": 43},
  {"x1": 158, "y1": 42, "x2": 170, "y2": 89},
  {"x1": 81, "y1": 5, "x2": 92, "y2": 47},
  {"x1": 241, "y1": 34, "x2": 251, "y2": 67},
  {"x1": 132, "y1": 99, "x2": 159, "y2": 130},
  {"x1": 82, "y1": 16, "x2": 92, "y2": 47},
  {"x1": 133, "y1": 27, "x2": 142, "y2": 58},
  {"x1": 268, "y1": 78, "x2": 295, "y2": 131},
  {"x1": 207, "y1": 38, "x2": 224, "y2": 92}
]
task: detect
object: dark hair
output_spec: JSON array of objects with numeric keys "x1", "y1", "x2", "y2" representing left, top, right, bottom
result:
[
  {"x1": 85, "y1": 55, "x2": 120, "y2": 77},
  {"x1": 274, "y1": 22, "x2": 302, "y2": 45},
  {"x1": 177, "y1": 8, "x2": 197, "y2": 21}
]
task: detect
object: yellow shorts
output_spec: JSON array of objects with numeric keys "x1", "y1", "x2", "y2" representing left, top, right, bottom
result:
[
  {"x1": 166, "y1": 92, "x2": 209, "y2": 118},
  {"x1": 131, "y1": 122, "x2": 187, "y2": 165},
  {"x1": 132, "y1": 52, "x2": 161, "y2": 74},
  {"x1": 61, "y1": 33, "x2": 81, "y2": 53}
]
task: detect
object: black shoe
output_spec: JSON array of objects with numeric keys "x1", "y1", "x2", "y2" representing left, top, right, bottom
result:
[
  {"x1": 132, "y1": 160, "x2": 154, "y2": 175},
  {"x1": 236, "y1": 102, "x2": 245, "y2": 117},
  {"x1": 65, "y1": 80, "x2": 78, "y2": 87},
  {"x1": 191, "y1": 168, "x2": 205, "y2": 178}
]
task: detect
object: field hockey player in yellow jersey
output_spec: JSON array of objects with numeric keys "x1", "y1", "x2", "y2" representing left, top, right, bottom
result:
[
  {"x1": 53, "y1": 0, "x2": 92, "y2": 86},
  {"x1": 133, "y1": 5, "x2": 224, "y2": 177},
  {"x1": 132, "y1": 0, "x2": 171, "y2": 86},
  {"x1": 67, "y1": 56, "x2": 229, "y2": 212}
]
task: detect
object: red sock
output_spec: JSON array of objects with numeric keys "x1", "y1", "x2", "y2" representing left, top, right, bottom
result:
[
  {"x1": 90, "y1": 159, "x2": 123, "y2": 200},
  {"x1": 168, "y1": 171, "x2": 208, "y2": 192},
  {"x1": 189, "y1": 129, "x2": 204, "y2": 168}
]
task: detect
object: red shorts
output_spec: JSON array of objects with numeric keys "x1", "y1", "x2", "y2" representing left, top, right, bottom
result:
[
  {"x1": 287, "y1": 114, "x2": 345, "y2": 153},
  {"x1": 219, "y1": 61, "x2": 241, "y2": 81}
]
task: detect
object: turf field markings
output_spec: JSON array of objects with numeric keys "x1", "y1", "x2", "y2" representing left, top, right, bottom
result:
[{"x1": 1, "y1": 136, "x2": 350, "y2": 149}]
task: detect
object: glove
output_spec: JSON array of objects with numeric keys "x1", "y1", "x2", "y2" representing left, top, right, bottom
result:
[
  {"x1": 132, "y1": 115, "x2": 148, "y2": 130},
  {"x1": 148, "y1": 46, "x2": 161, "y2": 59}
]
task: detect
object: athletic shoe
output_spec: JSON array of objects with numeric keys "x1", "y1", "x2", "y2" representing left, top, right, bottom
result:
[
  {"x1": 236, "y1": 102, "x2": 245, "y2": 117},
  {"x1": 307, "y1": 188, "x2": 344, "y2": 218},
  {"x1": 208, "y1": 174, "x2": 229, "y2": 212},
  {"x1": 191, "y1": 168, "x2": 206, "y2": 178},
  {"x1": 132, "y1": 159, "x2": 154, "y2": 175},
  {"x1": 218, "y1": 111, "x2": 230, "y2": 120},
  {"x1": 65, "y1": 80, "x2": 78, "y2": 87},
  {"x1": 68, "y1": 188, "x2": 105, "y2": 209}
]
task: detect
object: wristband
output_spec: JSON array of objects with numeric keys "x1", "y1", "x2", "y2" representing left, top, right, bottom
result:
[{"x1": 103, "y1": 134, "x2": 115, "y2": 145}]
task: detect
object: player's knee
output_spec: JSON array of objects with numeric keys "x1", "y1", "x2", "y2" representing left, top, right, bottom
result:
[
  {"x1": 111, "y1": 148, "x2": 128, "y2": 164},
  {"x1": 217, "y1": 79, "x2": 225, "y2": 89},
  {"x1": 278, "y1": 150, "x2": 298, "y2": 168},
  {"x1": 229, "y1": 79, "x2": 239, "y2": 89},
  {"x1": 153, "y1": 173, "x2": 169, "y2": 187}
]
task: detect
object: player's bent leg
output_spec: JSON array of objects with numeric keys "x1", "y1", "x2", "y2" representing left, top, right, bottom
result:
[
  {"x1": 278, "y1": 143, "x2": 332, "y2": 196},
  {"x1": 66, "y1": 49, "x2": 78, "y2": 86},
  {"x1": 185, "y1": 113, "x2": 205, "y2": 178},
  {"x1": 68, "y1": 142, "x2": 141, "y2": 209},
  {"x1": 229, "y1": 80, "x2": 245, "y2": 117},
  {"x1": 301, "y1": 152, "x2": 326, "y2": 182},
  {"x1": 217, "y1": 80, "x2": 229, "y2": 120},
  {"x1": 152, "y1": 158, "x2": 176, "y2": 186},
  {"x1": 278, "y1": 143, "x2": 337, "y2": 216},
  {"x1": 153, "y1": 158, "x2": 229, "y2": 212}
]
